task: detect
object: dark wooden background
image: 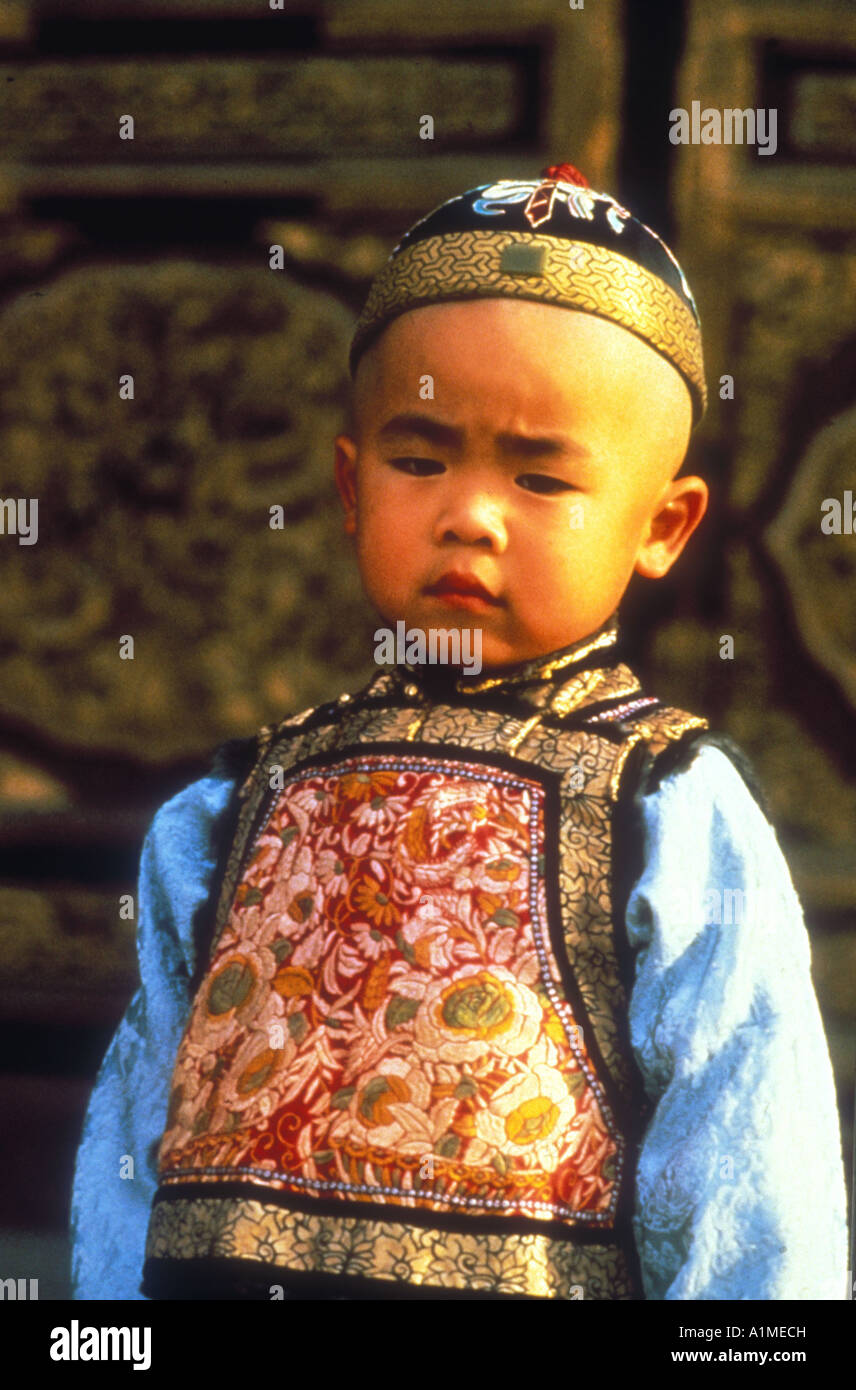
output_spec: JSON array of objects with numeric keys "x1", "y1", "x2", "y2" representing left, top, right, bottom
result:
[{"x1": 0, "y1": 0, "x2": 853, "y2": 1297}]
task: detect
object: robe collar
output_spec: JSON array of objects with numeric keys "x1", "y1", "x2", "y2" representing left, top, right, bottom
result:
[{"x1": 369, "y1": 609, "x2": 626, "y2": 710}]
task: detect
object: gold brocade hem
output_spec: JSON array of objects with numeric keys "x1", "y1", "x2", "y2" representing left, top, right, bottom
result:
[
  {"x1": 145, "y1": 1196, "x2": 639, "y2": 1300},
  {"x1": 351, "y1": 231, "x2": 706, "y2": 421},
  {"x1": 608, "y1": 713, "x2": 710, "y2": 802}
]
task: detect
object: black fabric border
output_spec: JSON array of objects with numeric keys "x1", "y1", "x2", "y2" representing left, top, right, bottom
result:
[
  {"x1": 607, "y1": 736, "x2": 662, "y2": 1291},
  {"x1": 534, "y1": 764, "x2": 642, "y2": 1145},
  {"x1": 141, "y1": 1254, "x2": 549, "y2": 1301},
  {"x1": 150, "y1": 1178, "x2": 627, "y2": 1245},
  {"x1": 577, "y1": 696, "x2": 661, "y2": 729}
]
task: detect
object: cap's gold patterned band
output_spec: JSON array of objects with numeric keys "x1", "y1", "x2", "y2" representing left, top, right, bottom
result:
[{"x1": 351, "y1": 230, "x2": 707, "y2": 423}]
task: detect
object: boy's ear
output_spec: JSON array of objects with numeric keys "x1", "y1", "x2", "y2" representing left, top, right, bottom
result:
[
  {"x1": 334, "y1": 434, "x2": 358, "y2": 537},
  {"x1": 633, "y1": 475, "x2": 709, "y2": 580}
]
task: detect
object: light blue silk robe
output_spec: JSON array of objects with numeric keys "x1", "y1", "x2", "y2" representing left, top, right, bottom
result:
[{"x1": 69, "y1": 743, "x2": 850, "y2": 1300}]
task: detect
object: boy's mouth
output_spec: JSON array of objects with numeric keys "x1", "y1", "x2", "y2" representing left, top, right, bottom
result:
[{"x1": 423, "y1": 571, "x2": 504, "y2": 611}]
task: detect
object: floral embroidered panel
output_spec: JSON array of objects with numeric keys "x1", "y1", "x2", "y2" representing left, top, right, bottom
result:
[{"x1": 158, "y1": 754, "x2": 624, "y2": 1228}]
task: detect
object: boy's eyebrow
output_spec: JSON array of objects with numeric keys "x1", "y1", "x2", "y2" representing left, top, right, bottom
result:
[
  {"x1": 377, "y1": 414, "x2": 460, "y2": 449},
  {"x1": 376, "y1": 412, "x2": 592, "y2": 460},
  {"x1": 496, "y1": 432, "x2": 591, "y2": 461}
]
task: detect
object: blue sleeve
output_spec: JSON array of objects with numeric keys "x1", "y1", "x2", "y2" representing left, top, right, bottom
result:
[
  {"x1": 626, "y1": 744, "x2": 849, "y2": 1300},
  {"x1": 69, "y1": 773, "x2": 238, "y2": 1300}
]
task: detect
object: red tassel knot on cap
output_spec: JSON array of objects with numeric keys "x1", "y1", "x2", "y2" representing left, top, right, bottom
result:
[{"x1": 540, "y1": 162, "x2": 590, "y2": 188}]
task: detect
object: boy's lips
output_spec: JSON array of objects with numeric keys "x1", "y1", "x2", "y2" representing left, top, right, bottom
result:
[{"x1": 423, "y1": 571, "x2": 504, "y2": 609}]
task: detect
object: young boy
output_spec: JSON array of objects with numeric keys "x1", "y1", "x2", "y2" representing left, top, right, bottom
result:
[{"x1": 71, "y1": 164, "x2": 848, "y2": 1300}]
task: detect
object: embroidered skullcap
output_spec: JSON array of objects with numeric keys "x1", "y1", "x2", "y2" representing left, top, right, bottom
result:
[{"x1": 350, "y1": 162, "x2": 707, "y2": 424}]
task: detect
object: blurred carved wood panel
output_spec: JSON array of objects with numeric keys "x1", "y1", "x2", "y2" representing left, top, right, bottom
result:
[
  {"x1": 0, "y1": 57, "x2": 524, "y2": 156},
  {"x1": 0, "y1": 261, "x2": 368, "y2": 762},
  {"x1": 659, "y1": 1, "x2": 856, "y2": 924},
  {"x1": 0, "y1": 0, "x2": 623, "y2": 211}
]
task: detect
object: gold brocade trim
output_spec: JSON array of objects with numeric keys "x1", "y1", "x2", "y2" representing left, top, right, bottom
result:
[
  {"x1": 352, "y1": 232, "x2": 706, "y2": 421},
  {"x1": 608, "y1": 715, "x2": 710, "y2": 801},
  {"x1": 404, "y1": 707, "x2": 430, "y2": 741},
  {"x1": 458, "y1": 619, "x2": 620, "y2": 695},
  {"x1": 608, "y1": 732, "x2": 646, "y2": 803},
  {"x1": 504, "y1": 713, "x2": 542, "y2": 754},
  {"x1": 146, "y1": 1196, "x2": 637, "y2": 1300},
  {"x1": 646, "y1": 715, "x2": 709, "y2": 760},
  {"x1": 550, "y1": 668, "x2": 640, "y2": 718},
  {"x1": 238, "y1": 724, "x2": 277, "y2": 801},
  {"x1": 522, "y1": 623, "x2": 621, "y2": 682}
]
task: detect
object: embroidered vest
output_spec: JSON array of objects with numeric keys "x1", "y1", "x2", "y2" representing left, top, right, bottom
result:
[{"x1": 142, "y1": 620, "x2": 713, "y2": 1301}]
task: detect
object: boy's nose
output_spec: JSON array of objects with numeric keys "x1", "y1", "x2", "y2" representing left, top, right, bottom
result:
[{"x1": 434, "y1": 492, "x2": 508, "y2": 551}]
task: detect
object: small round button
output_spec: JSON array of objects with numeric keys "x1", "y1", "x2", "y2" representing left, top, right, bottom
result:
[
  {"x1": 338, "y1": 691, "x2": 352, "y2": 704},
  {"x1": 404, "y1": 684, "x2": 419, "y2": 700}
]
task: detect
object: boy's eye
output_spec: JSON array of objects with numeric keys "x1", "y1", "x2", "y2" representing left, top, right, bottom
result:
[
  {"x1": 389, "y1": 457, "x2": 445, "y2": 476},
  {"x1": 516, "y1": 473, "x2": 576, "y2": 495}
]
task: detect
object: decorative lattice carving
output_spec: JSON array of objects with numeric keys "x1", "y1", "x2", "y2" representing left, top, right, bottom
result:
[{"x1": 0, "y1": 262, "x2": 377, "y2": 761}]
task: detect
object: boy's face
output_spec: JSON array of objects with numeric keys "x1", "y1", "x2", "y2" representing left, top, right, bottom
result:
[{"x1": 335, "y1": 298, "x2": 707, "y2": 670}]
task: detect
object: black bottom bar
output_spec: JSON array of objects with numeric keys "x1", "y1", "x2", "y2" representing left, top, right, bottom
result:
[{"x1": 142, "y1": 1256, "x2": 545, "y2": 1301}]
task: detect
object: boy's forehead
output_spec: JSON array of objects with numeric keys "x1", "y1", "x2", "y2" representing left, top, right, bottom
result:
[
  {"x1": 366, "y1": 295, "x2": 668, "y2": 365},
  {"x1": 355, "y1": 298, "x2": 693, "y2": 447}
]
